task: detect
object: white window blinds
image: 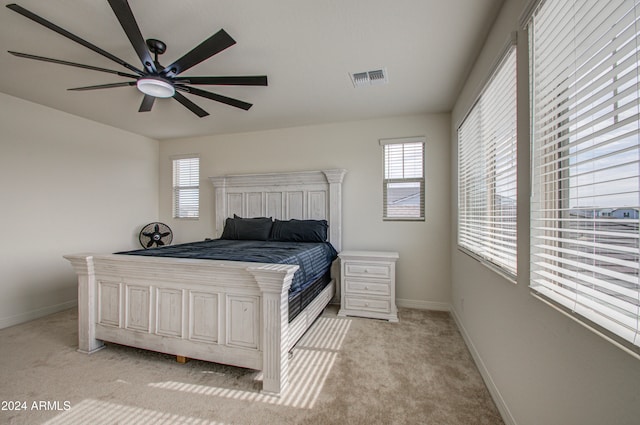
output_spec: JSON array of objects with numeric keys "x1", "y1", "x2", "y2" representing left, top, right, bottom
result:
[
  {"x1": 172, "y1": 156, "x2": 199, "y2": 219},
  {"x1": 381, "y1": 138, "x2": 425, "y2": 220},
  {"x1": 457, "y1": 46, "x2": 518, "y2": 277},
  {"x1": 529, "y1": 0, "x2": 640, "y2": 353}
]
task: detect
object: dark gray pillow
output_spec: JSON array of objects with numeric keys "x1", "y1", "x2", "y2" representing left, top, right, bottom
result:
[
  {"x1": 221, "y1": 215, "x2": 272, "y2": 240},
  {"x1": 220, "y1": 217, "x2": 237, "y2": 240},
  {"x1": 269, "y1": 219, "x2": 328, "y2": 242}
]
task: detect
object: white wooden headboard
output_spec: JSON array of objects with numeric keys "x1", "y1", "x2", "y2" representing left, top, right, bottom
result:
[{"x1": 209, "y1": 169, "x2": 347, "y2": 251}]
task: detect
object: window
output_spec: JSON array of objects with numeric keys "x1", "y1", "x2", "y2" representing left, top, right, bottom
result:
[
  {"x1": 528, "y1": 0, "x2": 640, "y2": 354},
  {"x1": 457, "y1": 45, "x2": 518, "y2": 277},
  {"x1": 380, "y1": 137, "x2": 425, "y2": 220},
  {"x1": 172, "y1": 156, "x2": 199, "y2": 219}
]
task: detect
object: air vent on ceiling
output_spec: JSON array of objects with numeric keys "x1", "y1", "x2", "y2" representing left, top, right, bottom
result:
[{"x1": 350, "y1": 68, "x2": 388, "y2": 87}]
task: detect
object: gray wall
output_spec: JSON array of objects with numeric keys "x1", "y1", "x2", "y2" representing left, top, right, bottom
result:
[
  {"x1": 158, "y1": 114, "x2": 452, "y2": 309},
  {"x1": 450, "y1": 1, "x2": 640, "y2": 424},
  {"x1": 0, "y1": 92, "x2": 159, "y2": 328}
]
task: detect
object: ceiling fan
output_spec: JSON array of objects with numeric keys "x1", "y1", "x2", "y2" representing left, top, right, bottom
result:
[{"x1": 6, "y1": 1, "x2": 268, "y2": 117}]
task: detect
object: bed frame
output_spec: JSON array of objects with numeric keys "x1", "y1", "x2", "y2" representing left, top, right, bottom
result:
[{"x1": 65, "y1": 169, "x2": 346, "y2": 396}]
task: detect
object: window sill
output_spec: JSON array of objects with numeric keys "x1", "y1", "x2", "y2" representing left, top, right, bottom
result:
[
  {"x1": 530, "y1": 291, "x2": 640, "y2": 361},
  {"x1": 457, "y1": 246, "x2": 517, "y2": 284}
]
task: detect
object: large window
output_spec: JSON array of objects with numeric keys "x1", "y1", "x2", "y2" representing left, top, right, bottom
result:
[
  {"x1": 457, "y1": 45, "x2": 518, "y2": 277},
  {"x1": 528, "y1": 0, "x2": 640, "y2": 354},
  {"x1": 172, "y1": 156, "x2": 200, "y2": 219},
  {"x1": 380, "y1": 137, "x2": 425, "y2": 220}
]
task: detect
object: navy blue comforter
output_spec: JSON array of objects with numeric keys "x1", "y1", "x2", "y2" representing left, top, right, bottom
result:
[{"x1": 117, "y1": 239, "x2": 337, "y2": 294}]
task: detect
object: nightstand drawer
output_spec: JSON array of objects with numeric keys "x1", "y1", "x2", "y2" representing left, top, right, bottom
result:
[
  {"x1": 344, "y1": 296, "x2": 391, "y2": 313},
  {"x1": 345, "y1": 278, "x2": 390, "y2": 296},
  {"x1": 344, "y1": 262, "x2": 391, "y2": 279}
]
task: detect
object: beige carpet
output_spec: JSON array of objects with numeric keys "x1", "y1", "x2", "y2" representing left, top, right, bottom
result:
[{"x1": 0, "y1": 306, "x2": 503, "y2": 425}]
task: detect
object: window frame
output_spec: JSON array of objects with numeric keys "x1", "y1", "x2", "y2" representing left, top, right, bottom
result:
[
  {"x1": 456, "y1": 42, "x2": 518, "y2": 280},
  {"x1": 527, "y1": 0, "x2": 640, "y2": 358},
  {"x1": 172, "y1": 155, "x2": 200, "y2": 220},
  {"x1": 379, "y1": 137, "x2": 426, "y2": 221}
]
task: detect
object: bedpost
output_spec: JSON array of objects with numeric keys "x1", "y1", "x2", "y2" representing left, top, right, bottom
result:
[
  {"x1": 63, "y1": 254, "x2": 105, "y2": 354},
  {"x1": 210, "y1": 175, "x2": 227, "y2": 238},
  {"x1": 322, "y1": 169, "x2": 347, "y2": 252},
  {"x1": 249, "y1": 263, "x2": 299, "y2": 396}
]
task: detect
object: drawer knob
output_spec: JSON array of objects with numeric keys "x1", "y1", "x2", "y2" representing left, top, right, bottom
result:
[
  {"x1": 365, "y1": 302, "x2": 369, "y2": 307},
  {"x1": 364, "y1": 269, "x2": 369, "y2": 273},
  {"x1": 365, "y1": 286, "x2": 369, "y2": 290}
]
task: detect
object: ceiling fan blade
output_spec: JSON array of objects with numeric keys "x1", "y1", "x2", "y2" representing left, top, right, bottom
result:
[
  {"x1": 139, "y1": 94, "x2": 155, "y2": 112},
  {"x1": 107, "y1": 0, "x2": 156, "y2": 74},
  {"x1": 177, "y1": 86, "x2": 252, "y2": 110},
  {"x1": 161, "y1": 29, "x2": 236, "y2": 78},
  {"x1": 172, "y1": 92, "x2": 209, "y2": 117},
  {"x1": 174, "y1": 76, "x2": 268, "y2": 86},
  {"x1": 6, "y1": 3, "x2": 145, "y2": 76},
  {"x1": 68, "y1": 81, "x2": 136, "y2": 91},
  {"x1": 8, "y1": 51, "x2": 139, "y2": 79}
]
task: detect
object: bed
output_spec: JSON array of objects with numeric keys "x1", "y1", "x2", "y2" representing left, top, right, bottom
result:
[{"x1": 64, "y1": 169, "x2": 346, "y2": 396}]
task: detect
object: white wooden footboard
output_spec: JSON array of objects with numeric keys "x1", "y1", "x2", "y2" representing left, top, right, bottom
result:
[{"x1": 65, "y1": 253, "x2": 308, "y2": 396}]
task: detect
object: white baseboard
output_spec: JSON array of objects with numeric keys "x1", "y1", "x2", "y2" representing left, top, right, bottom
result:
[
  {"x1": 396, "y1": 298, "x2": 451, "y2": 311},
  {"x1": 0, "y1": 299, "x2": 77, "y2": 330},
  {"x1": 450, "y1": 308, "x2": 516, "y2": 425}
]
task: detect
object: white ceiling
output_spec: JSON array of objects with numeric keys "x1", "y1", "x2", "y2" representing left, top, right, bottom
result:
[{"x1": 0, "y1": 0, "x2": 503, "y2": 140}]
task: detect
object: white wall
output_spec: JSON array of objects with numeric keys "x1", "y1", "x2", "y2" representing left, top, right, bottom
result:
[
  {"x1": 0, "y1": 93, "x2": 159, "y2": 328},
  {"x1": 450, "y1": 1, "x2": 640, "y2": 425},
  {"x1": 159, "y1": 114, "x2": 451, "y2": 309}
]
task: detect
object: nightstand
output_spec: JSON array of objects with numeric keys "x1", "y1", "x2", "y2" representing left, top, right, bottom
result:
[{"x1": 337, "y1": 250, "x2": 399, "y2": 322}]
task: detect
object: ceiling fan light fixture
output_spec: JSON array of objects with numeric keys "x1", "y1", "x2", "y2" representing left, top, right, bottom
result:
[{"x1": 136, "y1": 78, "x2": 175, "y2": 98}]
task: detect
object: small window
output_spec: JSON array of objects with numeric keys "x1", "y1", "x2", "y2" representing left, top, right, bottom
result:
[
  {"x1": 172, "y1": 156, "x2": 199, "y2": 219},
  {"x1": 380, "y1": 137, "x2": 425, "y2": 221}
]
